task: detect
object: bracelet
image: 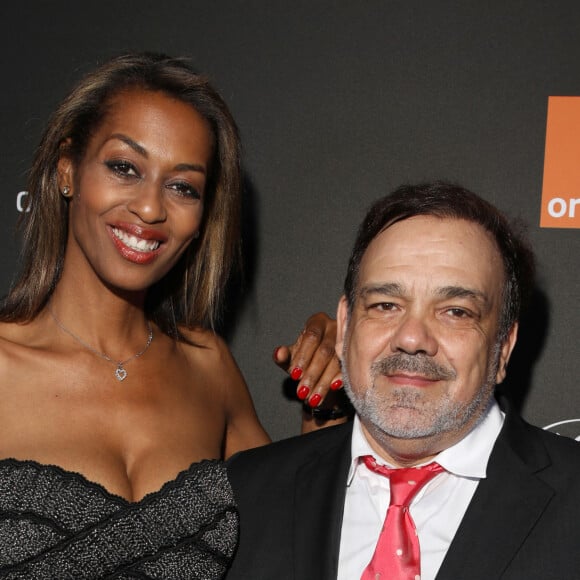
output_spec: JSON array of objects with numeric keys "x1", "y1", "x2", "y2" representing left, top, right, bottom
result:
[{"x1": 303, "y1": 401, "x2": 353, "y2": 421}]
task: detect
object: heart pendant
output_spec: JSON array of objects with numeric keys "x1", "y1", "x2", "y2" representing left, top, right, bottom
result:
[{"x1": 115, "y1": 366, "x2": 128, "y2": 381}]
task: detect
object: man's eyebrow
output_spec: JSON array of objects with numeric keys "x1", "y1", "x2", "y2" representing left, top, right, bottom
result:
[
  {"x1": 357, "y1": 283, "x2": 490, "y2": 306},
  {"x1": 435, "y1": 285, "x2": 490, "y2": 307},
  {"x1": 358, "y1": 283, "x2": 405, "y2": 299}
]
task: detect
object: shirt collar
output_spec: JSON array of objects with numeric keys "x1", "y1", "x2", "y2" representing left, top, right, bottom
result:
[{"x1": 347, "y1": 400, "x2": 504, "y2": 485}]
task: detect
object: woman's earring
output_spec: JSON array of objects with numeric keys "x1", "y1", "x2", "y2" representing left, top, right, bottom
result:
[{"x1": 61, "y1": 186, "x2": 72, "y2": 198}]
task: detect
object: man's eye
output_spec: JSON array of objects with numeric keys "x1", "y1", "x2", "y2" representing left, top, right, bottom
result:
[
  {"x1": 370, "y1": 302, "x2": 397, "y2": 312},
  {"x1": 447, "y1": 308, "x2": 469, "y2": 318}
]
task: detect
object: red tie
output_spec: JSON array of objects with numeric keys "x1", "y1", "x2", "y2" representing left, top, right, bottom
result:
[{"x1": 360, "y1": 455, "x2": 444, "y2": 580}]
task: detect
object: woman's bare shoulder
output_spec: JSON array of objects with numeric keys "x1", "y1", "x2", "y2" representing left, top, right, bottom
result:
[
  {"x1": 0, "y1": 320, "x2": 49, "y2": 392},
  {"x1": 0, "y1": 320, "x2": 39, "y2": 355},
  {"x1": 176, "y1": 325, "x2": 236, "y2": 366},
  {"x1": 176, "y1": 326, "x2": 270, "y2": 455}
]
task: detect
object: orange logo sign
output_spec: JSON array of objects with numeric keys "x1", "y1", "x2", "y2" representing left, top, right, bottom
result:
[{"x1": 541, "y1": 97, "x2": 580, "y2": 228}]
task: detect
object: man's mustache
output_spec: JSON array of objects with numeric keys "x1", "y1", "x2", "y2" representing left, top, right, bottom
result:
[{"x1": 371, "y1": 353, "x2": 456, "y2": 381}]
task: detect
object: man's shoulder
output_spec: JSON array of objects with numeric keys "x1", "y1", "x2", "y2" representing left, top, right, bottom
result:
[
  {"x1": 227, "y1": 421, "x2": 352, "y2": 476},
  {"x1": 530, "y1": 422, "x2": 580, "y2": 468},
  {"x1": 502, "y1": 412, "x2": 580, "y2": 491},
  {"x1": 517, "y1": 416, "x2": 580, "y2": 459}
]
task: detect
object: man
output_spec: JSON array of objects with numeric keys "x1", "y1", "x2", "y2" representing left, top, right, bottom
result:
[{"x1": 226, "y1": 182, "x2": 580, "y2": 580}]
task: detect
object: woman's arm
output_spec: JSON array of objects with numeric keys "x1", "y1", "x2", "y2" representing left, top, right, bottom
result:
[{"x1": 205, "y1": 312, "x2": 350, "y2": 458}]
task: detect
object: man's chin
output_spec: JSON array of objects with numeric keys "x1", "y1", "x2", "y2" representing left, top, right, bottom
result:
[
  {"x1": 378, "y1": 425, "x2": 438, "y2": 440},
  {"x1": 365, "y1": 408, "x2": 440, "y2": 439}
]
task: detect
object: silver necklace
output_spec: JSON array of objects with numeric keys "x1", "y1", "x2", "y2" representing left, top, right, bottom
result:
[{"x1": 49, "y1": 308, "x2": 153, "y2": 382}]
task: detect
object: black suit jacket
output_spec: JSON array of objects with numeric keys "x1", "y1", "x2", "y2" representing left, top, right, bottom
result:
[{"x1": 226, "y1": 409, "x2": 580, "y2": 580}]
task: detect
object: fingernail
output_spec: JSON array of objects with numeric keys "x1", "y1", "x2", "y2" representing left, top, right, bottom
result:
[
  {"x1": 308, "y1": 394, "x2": 322, "y2": 407},
  {"x1": 297, "y1": 385, "x2": 310, "y2": 400},
  {"x1": 290, "y1": 367, "x2": 303, "y2": 381},
  {"x1": 330, "y1": 379, "x2": 343, "y2": 390},
  {"x1": 272, "y1": 347, "x2": 281, "y2": 361}
]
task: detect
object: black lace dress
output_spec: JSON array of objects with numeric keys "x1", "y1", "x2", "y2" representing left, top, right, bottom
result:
[{"x1": 0, "y1": 458, "x2": 238, "y2": 579}]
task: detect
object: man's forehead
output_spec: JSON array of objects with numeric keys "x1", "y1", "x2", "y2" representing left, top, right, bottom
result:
[
  {"x1": 357, "y1": 216, "x2": 505, "y2": 294},
  {"x1": 364, "y1": 215, "x2": 500, "y2": 257}
]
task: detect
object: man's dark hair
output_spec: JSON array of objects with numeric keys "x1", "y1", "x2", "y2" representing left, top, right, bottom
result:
[{"x1": 344, "y1": 181, "x2": 535, "y2": 341}]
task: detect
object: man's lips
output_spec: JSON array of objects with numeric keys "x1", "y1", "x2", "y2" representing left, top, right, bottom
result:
[{"x1": 384, "y1": 373, "x2": 441, "y2": 387}]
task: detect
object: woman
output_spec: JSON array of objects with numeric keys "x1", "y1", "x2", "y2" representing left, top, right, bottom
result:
[{"x1": 0, "y1": 52, "x2": 340, "y2": 578}]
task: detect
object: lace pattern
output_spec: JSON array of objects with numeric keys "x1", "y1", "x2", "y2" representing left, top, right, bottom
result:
[{"x1": 0, "y1": 459, "x2": 238, "y2": 579}]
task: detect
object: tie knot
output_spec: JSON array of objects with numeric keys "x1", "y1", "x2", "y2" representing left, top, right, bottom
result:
[{"x1": 361, "y1": 455, "x2": 444, "y2": 507}]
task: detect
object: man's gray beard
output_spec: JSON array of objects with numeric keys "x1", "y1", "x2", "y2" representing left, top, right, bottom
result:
[{"x1": 342, "y1": 346, "x2": 501, "y2": 440}]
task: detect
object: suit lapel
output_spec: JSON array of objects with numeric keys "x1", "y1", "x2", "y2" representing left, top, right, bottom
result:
[
  {"x1": 293, "y1": 423, "x2": 353, "y2": 580},
  {"x1": 436, "y1": 410, "x2": 554, "y2": 579}
]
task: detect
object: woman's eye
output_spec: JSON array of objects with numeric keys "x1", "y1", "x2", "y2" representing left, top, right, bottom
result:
[
  {"x1": 168, "y1": 181, "x2": 201, "y2": 200},
  {"x1": 105, "y1": 160, "x2": 139, "y2": 178}
]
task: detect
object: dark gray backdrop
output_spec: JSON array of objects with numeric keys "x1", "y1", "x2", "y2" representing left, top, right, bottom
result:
[{"x1": 1, "y1": 1, "x2": 579, "y2": 441}]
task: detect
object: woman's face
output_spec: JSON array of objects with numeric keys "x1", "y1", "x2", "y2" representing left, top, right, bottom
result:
[{"x1": 59, "y1": 88, "x2": 214, "y2": 293}]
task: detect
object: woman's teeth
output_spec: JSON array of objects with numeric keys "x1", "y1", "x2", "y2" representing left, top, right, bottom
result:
[{"x1": 112, "y1": 228, "x2": 160, "y2": 252}]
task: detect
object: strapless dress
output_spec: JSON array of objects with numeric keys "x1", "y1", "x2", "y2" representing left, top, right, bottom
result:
[{"x1": 0, "y1": 458, "x2": 238, "y2": 579}]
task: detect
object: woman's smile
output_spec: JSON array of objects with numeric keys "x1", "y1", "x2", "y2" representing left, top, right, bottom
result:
[
  {"x1": 109, "y1": 226, "x2": 162, "y2": 263},
  {"x1": 60, "y1": 89, "x2": 212, "y2": 291}
]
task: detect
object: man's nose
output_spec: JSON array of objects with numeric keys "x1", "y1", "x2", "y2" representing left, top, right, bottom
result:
[{"x1": 390, "y1": 313, "x2": 438, "y2": 356}]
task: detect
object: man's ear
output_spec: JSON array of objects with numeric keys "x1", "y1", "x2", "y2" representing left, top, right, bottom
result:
[
  {"x1": 496, "y1": 322, "x2": 519, "y2": 384},
  {"x1": 336, "y1": 295, "x2": 349, "y2": 360}
]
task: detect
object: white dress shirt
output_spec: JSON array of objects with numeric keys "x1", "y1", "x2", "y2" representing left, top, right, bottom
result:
[{"x1": 337, "y1": 402, "x2": 505, "y2": 580}]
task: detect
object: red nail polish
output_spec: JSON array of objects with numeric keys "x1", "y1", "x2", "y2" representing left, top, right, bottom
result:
[
  {"x1": 330, "y1": 379, "x2": 343, "y2": 391},
  {"x1": 272, "y1": 347, "x2": 281, "y2": 361},
  {"x1": 309, "y1": 394, "x2": 322, "y2": 407},
  {"x1": 290, "y1": 367, "x2": 303, "y2": 381},
  {"x1": 297, "y1": 385, "x2": 310, "y2": 400}
]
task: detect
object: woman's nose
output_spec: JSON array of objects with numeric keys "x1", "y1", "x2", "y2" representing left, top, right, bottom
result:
[{"x1": 126, "y1": 182, "x2": 167, "y2": 224}]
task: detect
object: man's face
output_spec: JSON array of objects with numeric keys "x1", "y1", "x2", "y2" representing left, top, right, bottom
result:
[{"x1": 336, "y1": 215, "x2": 518, "y2": 463}]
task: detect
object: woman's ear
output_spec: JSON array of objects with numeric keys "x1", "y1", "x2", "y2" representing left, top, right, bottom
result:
[{"x1": 57, "y1": 140, "x2": 74, "y2": 194}]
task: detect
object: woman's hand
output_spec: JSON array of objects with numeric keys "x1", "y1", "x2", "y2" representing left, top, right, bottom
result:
[{"x1": 272, "y1": 312, "x2": 352, "y2": 432}]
